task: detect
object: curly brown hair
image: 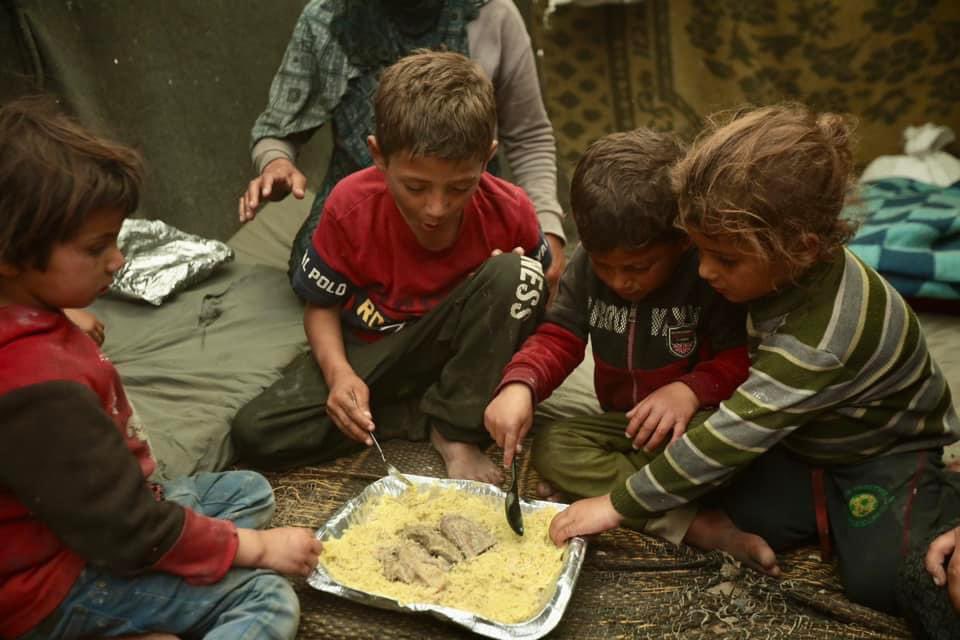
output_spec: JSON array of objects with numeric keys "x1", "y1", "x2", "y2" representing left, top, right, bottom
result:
[
  {"x1": 570, "y1": 128, "x2": 686, "y2": 253},
  {"x1": 374, "y1": 49, "x2": 496, "y2": 164},
  {"x1": 673, "y1": 104, "x2": 858, "y2": 277},
  {"x1": 0, "y1": 95, "x2": 143, "y2": 270}
]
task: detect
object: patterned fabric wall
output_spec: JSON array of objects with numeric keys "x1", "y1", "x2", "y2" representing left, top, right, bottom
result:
[{"x1": 531, "y1": 0, "x2": 960, "y2": 180}]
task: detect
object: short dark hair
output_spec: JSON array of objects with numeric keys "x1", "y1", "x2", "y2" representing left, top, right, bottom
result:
[
  {"x1": 374, "y1": 50, "x2": 496, "y2": 164},
  {"x1": 570, "y1": 129, "x2": 685, "y2": 253},
  {"x1": 0, "y1": 95, "x2": 144, "y2": 270}
]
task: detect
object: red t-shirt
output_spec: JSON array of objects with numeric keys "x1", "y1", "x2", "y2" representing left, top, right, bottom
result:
[{"x1": 292, "y1": 166, "x2": 550, "y2": 341}]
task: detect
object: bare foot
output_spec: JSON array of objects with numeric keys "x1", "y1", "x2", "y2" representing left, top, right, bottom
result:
[
  {"x1": 536, "y1": 480, "x2": 566, "y2": 502},
  {"x1": 430, "y1": 427, "x2": 504, "y2": 484},
  {"x1": 683, "y1": 508, "x2": 780, "y2": 577},
  {"x1": 113, "y1": 635, "x2": 180, "y2": 640}
]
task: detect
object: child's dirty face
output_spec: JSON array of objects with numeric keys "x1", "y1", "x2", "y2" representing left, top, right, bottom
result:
[
  {"x1": 4, "y1": 207, "x2": 125, "y2": 310},
  {"x1": 379, "y1": 152, "x2": 486, "y2": 252},
  {"x1": 589, "y1": 241, "x2": 688, "y2": 302},
  {"x1": 689, "y1": 231, "x2": 791, "y2": 303}
]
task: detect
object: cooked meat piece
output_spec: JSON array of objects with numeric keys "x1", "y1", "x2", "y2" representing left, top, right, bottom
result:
[
  {"x1": 439, "y1": 514, "x2": 497, "y2": 559},
  {"x1": 379, "y1": 541, "x2": 449, "y2": 589},
  {"x1": 402, "y1": 524, "x2": 464, "y2": 564},
  {"x1": 378, "y1": 546, "x2": 417, "y2": 585}
]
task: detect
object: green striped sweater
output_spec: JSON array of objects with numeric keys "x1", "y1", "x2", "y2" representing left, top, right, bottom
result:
[{"x1": 611, "y1": 249, "x2": 960, "y2": 519}]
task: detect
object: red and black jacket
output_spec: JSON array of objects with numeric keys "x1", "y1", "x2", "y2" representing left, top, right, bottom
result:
[{"x1": 499, "y1": 246, "x2": 749, "y2": 411}]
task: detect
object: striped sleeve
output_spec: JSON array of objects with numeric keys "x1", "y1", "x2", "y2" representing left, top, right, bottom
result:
[{"x1": 610, "y1": 250, "x2": 959, "y2": 519}]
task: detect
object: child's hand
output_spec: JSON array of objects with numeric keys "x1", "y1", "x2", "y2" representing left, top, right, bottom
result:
[
  {"x1": 326, "y1": 374, "x2": 375, "y2": 444},
  {"x1": 490, "y1": 246, "x2": 525, "y2": 257},
  {"x1": 64, "y1": 308, "x2": 105, "y2": 345},
  {"x1": 925, "y1": 526, "x2": 960, "y2": 611},
  {"x1": 548, "y1": 494, "x2": 623, "y2": 546},
  {"x1": 236, "y1": 527, "x2": 323, "y2": 577},
  {"x1": 238, "y1": 158, "x2": 307, "y2": 223},
  {"x1": 483, "y1": 383, "x2": 534, "y2": 467},
  {"x1": 625, "y1": 381, "x2": 699, "y2": 452},
  {"x1": 544, "y1": 233, "x2": 566, "y2": 303}
]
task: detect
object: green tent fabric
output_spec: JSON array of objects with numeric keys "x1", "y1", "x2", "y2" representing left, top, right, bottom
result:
[{"x1": 0, "y1": 0, "x2": 331, "y2": 241}]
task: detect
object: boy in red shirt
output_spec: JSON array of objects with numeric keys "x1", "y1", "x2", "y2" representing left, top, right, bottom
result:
[
  {"x1": 233, "y1": 50, "x2": 552, "y2": 484},
  {"x1": 0, "y1": 96, "x2": 321, "y2": 640}
]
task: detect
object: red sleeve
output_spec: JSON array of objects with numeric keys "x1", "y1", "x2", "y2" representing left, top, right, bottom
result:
[
  {"x1": 152, "y1": 509, "x2": 238, "y2": 585},
  {"x1": 497, "y1": 322, "x2": 587, "y2": 403},
  {"x1": 677, "y1": 344, "x2": 749, "y2": 407},
  {"x1": 0, "y1": 381, "x2": 238, "y2": 586},
  {"x1": 517, "y1": 194, "x2": 541, "y2": 253}
]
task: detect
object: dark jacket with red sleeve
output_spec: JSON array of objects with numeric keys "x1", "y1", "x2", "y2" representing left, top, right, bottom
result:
[
  {"x1": 0, "y1": 306, "x2": 238, "y2": 639},
  {"x1": 499, "y1": 246, "x2": 749, "y2": 411}
]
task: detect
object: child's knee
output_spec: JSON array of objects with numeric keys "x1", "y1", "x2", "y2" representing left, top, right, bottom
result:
[
  {"x1": 243, "y1": 572, "x2": 301, "y2": 639},
  {"x1": 232, "y1": 470, "x2": 276, "y2": 510},
  {"x1": 476, "y1": 253, "x2": 547, "y2": 316},
  {"x1": 840, "y1": 559, "x2": 899, "y2": 614},
  {"x1": 232, "y1": 403, "x2": 275, "y2": 460},
  {"x1": 532, "y1": 426, "x2": 578, "y2": 480}
]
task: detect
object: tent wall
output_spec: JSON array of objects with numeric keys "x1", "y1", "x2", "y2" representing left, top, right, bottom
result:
[{"x1": 1, "y1": 0, "x2": 330, "y2": 241}]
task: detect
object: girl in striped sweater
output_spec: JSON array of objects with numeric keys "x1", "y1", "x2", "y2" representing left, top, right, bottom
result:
[{"x1": 548, "y1": 104, "x2": 960, "y2": 632}]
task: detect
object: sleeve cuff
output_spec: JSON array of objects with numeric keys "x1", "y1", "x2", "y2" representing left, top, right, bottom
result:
[
  {"x1": 537, "y1": 210, "x2": 566, "y2": 244},
  {"x1": 610, "y1": 481, "x2": 655, "y2": 520},
  {"x1": 153, "y1": 509, "x2": 238, "y2": 585},
  {"x1": 252, "y1": 137, "x2": 297, "y2": 174},
  {"x1": 676, "y1": 373, "x2": 719, "y2": 407},
  {"x1": 496, "y1": 365, "x2": 541, "y2": 405}
]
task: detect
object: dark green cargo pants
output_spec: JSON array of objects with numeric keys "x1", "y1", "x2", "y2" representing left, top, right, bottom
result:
[
  {"x1": 232, "y1": 253, "x2": 547, "y2": 470},
  {"x1": 706, "y1": 445, "x2": 960, "y2": 615}
]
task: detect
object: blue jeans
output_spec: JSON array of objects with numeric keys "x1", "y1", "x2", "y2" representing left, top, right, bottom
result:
[{"x1": 18, "y1": 471, "x2": 301, "y2": 640}]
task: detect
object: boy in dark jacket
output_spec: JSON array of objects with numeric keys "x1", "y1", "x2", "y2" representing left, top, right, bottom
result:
[{"x1": 485, "y1": 129, "x2": 753, "y2": 549}]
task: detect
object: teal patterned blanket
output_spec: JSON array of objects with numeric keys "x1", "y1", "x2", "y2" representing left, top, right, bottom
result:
[{"x1": 848, "y1": 178, "x2": 960, "y2": 300}]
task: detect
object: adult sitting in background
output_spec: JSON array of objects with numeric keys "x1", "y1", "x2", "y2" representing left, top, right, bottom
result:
[{"x1": 238, "y1": 0, "x2": 567, "y2": 294}]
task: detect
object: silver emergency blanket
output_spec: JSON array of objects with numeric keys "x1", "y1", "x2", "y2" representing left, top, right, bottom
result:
[
  {"x1": 109, "y1": 219, "x2": 234, "y2": 305},
  {"x1": 309, "y1": 474, "x2": 587, "y2": 640}
]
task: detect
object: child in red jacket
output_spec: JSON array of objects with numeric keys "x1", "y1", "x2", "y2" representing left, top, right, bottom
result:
[{"x1": 0, "y1": 96, "x2": 321, "y2": 640}]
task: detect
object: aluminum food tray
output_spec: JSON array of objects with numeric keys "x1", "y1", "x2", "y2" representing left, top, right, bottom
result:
[{"x1": 309, "y1": 473, "x2": 587, "y2": 639}]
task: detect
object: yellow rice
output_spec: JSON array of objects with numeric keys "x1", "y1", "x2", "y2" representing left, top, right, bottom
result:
[{"x1": 320, "y1": 486, "x2": 566, "y2": 623}]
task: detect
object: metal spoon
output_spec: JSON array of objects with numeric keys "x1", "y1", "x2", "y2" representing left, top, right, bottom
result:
[
  {"x1": 351, "y1": 391, "x2": 414, "y2": 488},
  {"x1": 504, "y1": 457, "x2": 524, "y2": 536}
]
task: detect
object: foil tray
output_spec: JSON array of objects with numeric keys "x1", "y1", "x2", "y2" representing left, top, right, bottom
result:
[{"x1": 309, "y1": 473, "x2": 587, "y2": 639}]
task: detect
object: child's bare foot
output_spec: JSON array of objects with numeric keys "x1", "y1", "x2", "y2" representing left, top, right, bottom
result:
[
  {"x1": 536, "y1": 480, "x2": 566, "y2": 502},
  {"x1": 430, "y1": 427, "x2": 504, "y2": 484},
  {"x1": 683, "y1": 508, "x2": 780, "y2": 577}
]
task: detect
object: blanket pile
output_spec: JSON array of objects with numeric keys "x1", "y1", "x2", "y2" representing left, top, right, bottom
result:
[{"x1": 848, "y1": 178, "x2": 960, "y2": 301}]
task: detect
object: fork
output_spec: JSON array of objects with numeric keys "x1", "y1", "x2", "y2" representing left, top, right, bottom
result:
[
  {"x1": 368, "y1": 430, "x2": 415, "y2": 488},
  {"x1": 351, "y1": 391, "x2": 414, "y2": 488}
]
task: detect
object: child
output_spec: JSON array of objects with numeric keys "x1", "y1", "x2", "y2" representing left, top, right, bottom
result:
[
  {"x1": 484, "y1": 128, "x2": 763, "y2": 552},
  {"x1": 239, "y1": 0, "x2": 568, "y2": 296},
  {"x1": 232, "y1": 50, "x2": 552, "y2": 484},
  {"x1": 547, "y1": 105, "x2": 960, "y2": 630},
  {"x1": 0, "y1": 96, "x2": 322, "y2": 640}
]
